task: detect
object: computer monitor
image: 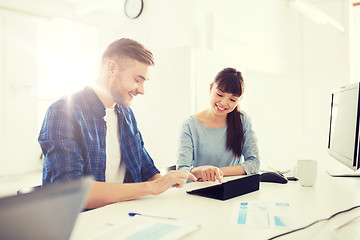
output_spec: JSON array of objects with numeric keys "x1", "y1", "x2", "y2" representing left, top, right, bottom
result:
[{"x1": 327, "y1": 82, "x2": 360, "y2": 176}]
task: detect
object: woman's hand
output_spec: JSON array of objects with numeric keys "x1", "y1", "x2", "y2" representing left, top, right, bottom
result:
[{"x1": 191, "y1": 166, "x2": 224, "y2": 183}]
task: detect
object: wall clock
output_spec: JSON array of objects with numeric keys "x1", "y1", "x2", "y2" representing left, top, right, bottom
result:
[{"x1": 124, "y1": 0, "x2": 144, "y2": 19}]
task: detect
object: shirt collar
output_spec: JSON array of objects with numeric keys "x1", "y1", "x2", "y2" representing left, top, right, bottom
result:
[
  {"x1": 83, "y1": 86, "x2": 106, "y2": 117},
  {"x1": 83, "y1": 86, "x2": 129, "y2": 118},
  {"x1": 84, "y1": 87, "x2": 131, "y2": 117},
  {"x1": 115, "y1": 103, "x2": 127, "y2": 118}
]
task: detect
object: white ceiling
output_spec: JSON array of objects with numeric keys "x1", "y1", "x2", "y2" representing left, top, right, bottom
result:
[
  {"x1": 0, "y1": 0, "x2": 125, "y2": 27},
  {"x1": 0, "y1": 0, "x2": 343, "y2": 27},
  {"x1": 0, "y1": 0, "x2": 123, "y2": 15}
]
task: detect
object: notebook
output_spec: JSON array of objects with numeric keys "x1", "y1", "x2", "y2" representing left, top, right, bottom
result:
[
  {"x1": 186, "y1": 174, "x2": 260, "y2": 200},
  {"x1": 0, "y1": 177, "x2": 92, "y2": 240}
]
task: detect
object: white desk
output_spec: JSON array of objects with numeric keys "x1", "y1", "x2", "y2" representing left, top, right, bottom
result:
[{"x1": 71, "y1": 164, "x2": 360, "y2": 240}]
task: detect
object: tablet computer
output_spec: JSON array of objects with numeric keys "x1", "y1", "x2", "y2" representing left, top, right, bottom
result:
[{"x1": 186, "y1": 174, "x2": 260, "y2": 200}]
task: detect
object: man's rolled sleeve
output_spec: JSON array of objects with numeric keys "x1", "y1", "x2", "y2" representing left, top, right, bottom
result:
[{"x1": 141, "y1": 147, "x2": 160, "y2": 181}]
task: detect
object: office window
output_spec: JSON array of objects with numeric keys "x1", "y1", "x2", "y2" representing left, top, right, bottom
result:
[{"x1": 36, "y1": 18, "x2": 99, "y2": 130}]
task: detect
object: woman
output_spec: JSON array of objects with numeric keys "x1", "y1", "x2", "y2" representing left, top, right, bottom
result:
[{"x1": 177, "y1": 68, "x2": 260, "y2": 182}]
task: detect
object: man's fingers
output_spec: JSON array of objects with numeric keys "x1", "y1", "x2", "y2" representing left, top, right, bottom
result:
[
  {"x1": 215, "y1": 169, "x2": 223, "y2": 183},
  {"x1": 188, "y1": 172, "x2": 197, "y2": 182},
  {"x1": 174, "y1": 178, "x2": 187, "y2": 188},
  {"x1": 169, "y1": 170, "x2": 197, "y2": 187}
]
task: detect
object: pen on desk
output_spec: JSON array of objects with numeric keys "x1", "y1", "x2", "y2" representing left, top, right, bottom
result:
[
  {"x1": 268, "y1": 166, "x2": 291, "y2": 174},
  {"x1": 268, "y1": 166, "x2": 280, "y2": 172},
  {"x1": 128, "y1": 212, "x2": 177, "y2": 220}
]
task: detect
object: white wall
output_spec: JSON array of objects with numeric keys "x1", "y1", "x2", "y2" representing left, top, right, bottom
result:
[
  {"x1": 350, "y1": 1, "x2": 360, "y2": 83},
  {"x1": 0, "y1": 16, "x2": 3, "y2": 139},
  {"x1": 301, "y1": 0, "x2": 349, "y2": 161},
  {"x1": 193, "y1": 1, "x2": 305, "y2": 169},
  {"x1": 0, "y1": 14, "x2": 41, "y2": 175},
  {"x1": 0, "y1": 0, "x2": 353, "y2": 175},
  {"x1": 246, "y1": 0, "x2": 350, "y2": 170},
  {"x1": 132, "y1": 47, "x2": 193, "y2": 169}
]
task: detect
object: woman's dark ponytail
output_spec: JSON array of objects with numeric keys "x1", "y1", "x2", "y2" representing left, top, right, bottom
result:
[
  {"x1": 213, "y1": 68, "x2": 244, "y2": 158},
  {"x1": 226, "y1": 106, "x2": 244, "y2": 159}
]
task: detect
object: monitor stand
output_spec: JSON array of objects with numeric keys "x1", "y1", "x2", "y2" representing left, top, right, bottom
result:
[{"x1": 327, "y1": 166, "x2": 360, "y2": 177}]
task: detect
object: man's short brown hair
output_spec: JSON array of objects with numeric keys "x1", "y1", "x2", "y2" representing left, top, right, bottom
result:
[{"x1": 102, "y1": 38, "x2": 154, "y2": 66}]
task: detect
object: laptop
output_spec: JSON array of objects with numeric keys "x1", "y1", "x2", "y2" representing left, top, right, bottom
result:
[
  {"x1": 0, "y1": 177, "x2": 92, "y2": 240},
  {"x1": 186, "y1": 174, "x2": 260, "y2": 200}
]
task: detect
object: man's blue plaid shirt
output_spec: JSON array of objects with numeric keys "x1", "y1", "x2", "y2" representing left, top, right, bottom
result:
[{"x1": 39, "y1": 87, "x2": 159, "y2": 184}]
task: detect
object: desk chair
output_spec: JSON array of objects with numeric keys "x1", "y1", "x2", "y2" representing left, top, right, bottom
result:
[{"x1": 160, "y1": 165, "x2": 176, "y2": 175}]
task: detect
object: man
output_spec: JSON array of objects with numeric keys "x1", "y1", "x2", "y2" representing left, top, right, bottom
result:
[{"x1": 39, "y1": 38, "x2": 196, "y2": 209}]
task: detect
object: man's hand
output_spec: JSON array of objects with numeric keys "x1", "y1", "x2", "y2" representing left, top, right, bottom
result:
[
  {"x1": 191, "y1": 166, "x2": 224, "y2": 183},
  {"x1": 149, "y1": 170, "x2": 197, "y2": 195}
]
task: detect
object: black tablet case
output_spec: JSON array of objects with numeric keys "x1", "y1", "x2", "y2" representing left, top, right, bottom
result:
[{"x1": 186, "y1": 174, "x2": 260, "y2": 200}]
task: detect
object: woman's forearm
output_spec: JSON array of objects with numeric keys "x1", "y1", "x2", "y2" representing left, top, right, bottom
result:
[{"x1": 220, "y1": 164, "x2": 246, "y2": 176}]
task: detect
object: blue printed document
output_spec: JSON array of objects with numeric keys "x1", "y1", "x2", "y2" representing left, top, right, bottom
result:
[
  {"x1": 89, "y1": 216, "x2": 200, "y2": 240},
  {"x1": 231, "y1": 201, "x2": 293, "y2": 227}
]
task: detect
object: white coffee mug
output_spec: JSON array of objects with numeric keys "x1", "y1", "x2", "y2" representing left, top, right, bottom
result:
[{"x1": 297, "y1": 160, "x2": 317, "y2": 187}]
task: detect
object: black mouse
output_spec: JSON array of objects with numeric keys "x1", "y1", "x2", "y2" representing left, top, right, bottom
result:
[{"x1": 260, "y1": 172, "x2": 288, "y2": 184}]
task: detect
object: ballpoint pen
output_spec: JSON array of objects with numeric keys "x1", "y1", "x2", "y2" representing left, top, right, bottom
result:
[
  {"x1": 268, "y1": 166, "x2": 291, "y2": 174},
  {"x1": 128, "y1": 212, "x2": 177, "y2": 220}
]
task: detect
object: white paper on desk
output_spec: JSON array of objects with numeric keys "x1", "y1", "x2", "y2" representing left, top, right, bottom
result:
[
  {"x1": 89, "y1": 216, "x2": 200, "y2": 240},
  {"x1": 231, "y1": 201, "x2": 293, "y2": 228}
]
